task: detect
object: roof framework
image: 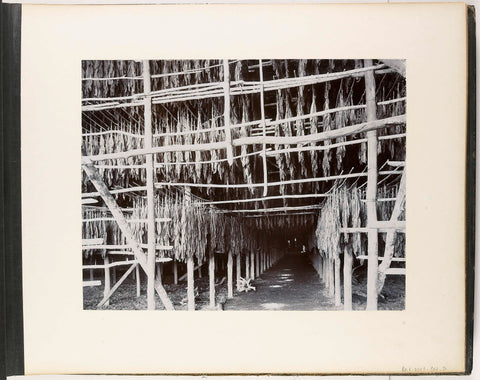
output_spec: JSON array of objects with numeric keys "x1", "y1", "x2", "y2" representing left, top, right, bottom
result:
[
  {"x1": 81, "y1": 59, "x2": 406, "y2": 311},
  {"x1": 81, "y1": 59, "x2": 406, "y2": 215}
]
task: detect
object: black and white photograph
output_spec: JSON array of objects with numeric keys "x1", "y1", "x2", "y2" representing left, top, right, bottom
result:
[{"x1": 81, "y1": 59, "x2": 406, "y2": 311}]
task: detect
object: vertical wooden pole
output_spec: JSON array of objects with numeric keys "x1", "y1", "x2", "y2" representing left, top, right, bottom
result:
[
  {"x1": 227, "y1": 251, "x2": 233, "y2": 298},
  {"x1": 255, "y1": 251, "x2": 260, "y2": 277},
  {"x1": 209, "y1": 252, "x2": 215, "y2": 308},
  {"x1": 236, "y1": 253, "x2": 241, "y2": 290},
  {"x1": 250, "y1": 251, "x2": 255, "y2": 280},
  {"x1": 319, "y1": 256, "x2": 324, "y2": 280},
  {"x1": 259, "y1": 59, "x2": 268, "y2": 196},
  {"x1": 344, "y1": 246, "x2": 353, "y2": 311},
  {"x1": 334, "y1": 256, "x2": 341, "y2": 306},
  {"x1": 136, "y1": 264, "x2": 140, "y2": 297},
  {"x1": 173, "y1": 259, "x2": 178, "y2": 285},
  {"x1": 187, "y1": 256, "x2": 195, "y2": 311},
  {"x1": 322, "y1": 256, "x2": 326, "y2": 281},
  {"x1": 223, "y1": 60, "x2": 234, "y2": 165},
  {"x1": 185, "y1": 187, "x2": 195, "y2": 311},
  {"x1": 143, "y1": 60, "x2": 156, "y2": 311},
  {"x1": 245, "y1": 254, "x2": 250, "y2": 279},
  {"x1": 104, "y1": 255, "x2": 110, "y2": 306},
  {"x1": 89, "y1": 268, "x2": 94, "y2": 280},
  {"x1": 328, "y1": 258, "x2": 334, "y2": 298},
  {"x1": 198, "y1": 261, "x2": 202, "y2": 278},
  {"x1": 364, "y1": 59, "x2": 379, "y2": 311}
]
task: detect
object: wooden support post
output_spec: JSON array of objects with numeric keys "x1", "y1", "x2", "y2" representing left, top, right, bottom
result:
[
  {"x1": 334, "y1": 256, "x2": 341, "y2": 306},
  {"x1": 245, "y1": 254, "x2": 250, "y2": 279},
  {"x1": 198, "y1": 261, "x2": 202, "y2": 278},
  {"x1": 322, "y1": 256, "x2": 327, "y2": 282},
  {"x1": 173, "y1": 259, "x2": 178, "y2": 285},
  {"x1": 236, "y1": 253, "x2": 241, "y2": 290},
  {"x1": 255, "y1": 251, "x2": 260, "y2": 278},
  {"x1": 209, "y1": 252, "x2": 215, "y2": 308},
  {"x1": 259, "y1": 59, "x2": 268, "y2": 196},
  {"x1": 155, "y1": 263, "x2": 161, "y2": 282},
  {"x1": 185, "y1": 187, "x2": 195, "y2": 311},
  {"x1": 187, "y1": 256, "x2": 195, "y2": 311},
  {"x1": 89, "y1": 268, "x2": 94, "y2": 280},
  {"x1": 136, "y1": 264, "x2": 140, "y2": 297},
  {"x1": 319, "y1": 256, "x2": 324, "y2": 280},
  {"x1": 328, "y1": 258, "x2": 334, "y2": 298},
  {"x1": 344, "y1": 246, "x2": 353, "y2": 311},
  {"x1": 227, "y1": 251, "x2": 233, "y2": 298},
  {"x1": 250, "y1": 251, "x2": 255, "y2": 280},
  {"x1": 104, "y1": 256, "x2": 110, "y2": 306},
  {"x1": 81, "y1": 154, "x2": 174, "y2": 310},
  {"x1": 143, "y1": 60, "x2": 157, "y2": 311},
  {"x1": 364, "y1": 59, "x2": 379, "y2": 311},
  {"x1": 223, "y1": 59, "x2": 234, "y2": 165}
]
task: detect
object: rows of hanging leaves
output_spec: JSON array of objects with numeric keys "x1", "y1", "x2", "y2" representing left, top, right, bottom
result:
[
  {"x1": 81, "y1": 59, "x2": 406, "y2": 211},
  {"x1": 313, "y1": 182, "x2": 405, "y2": 260}
]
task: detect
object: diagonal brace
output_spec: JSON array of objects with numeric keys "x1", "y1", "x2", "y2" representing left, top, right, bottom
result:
[{"x1": 82, "y1": 153, "x2": 175, "y2": 310}]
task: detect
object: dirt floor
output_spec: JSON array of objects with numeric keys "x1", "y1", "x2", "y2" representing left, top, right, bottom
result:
[{"x1": 83, "y1": 253, "x2": 405, "y2": 311}]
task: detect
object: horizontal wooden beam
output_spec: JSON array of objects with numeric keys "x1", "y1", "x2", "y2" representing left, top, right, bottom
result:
[
  {"x1": 82, "y1": 64, "x2": 385, "y2": 111},
  {"x1": 202, "y1": 193, "x2": 330, "y2": 206},
  {"x1": 92, "y1": 133, "x2": 405, "y2": 171},
  {"x1": 245, "y1": 211, "x2": 316, "y2": 218},
  {"x1": 371, "y1": 220, "x2": 406, "y2": 230},
  {"x1": 340, "y1": 227, "x2": 405, "y2": 234},
  {"x1": 85, "y1": 114, "x2": 405, "y2": 162},
  {"x1": 219, "y1": 204, "x2": 322, "y2": 214},
  {"x1": 233, "y1": 115, "x2": 405, "y2": 147},
  {"x1": 82, "y1": 170, "x2": 401, "y2": 198},
  {"x1": 83, "y1": 280, "x2": 102, "y2": 287},
  {"x1": 82, "y1": 238, "x2": 104, "y2": 246},
  {"x1": 82, "y1": 244, "x2": 173, "y2": 250},
  {"x1": 82, "y1": 217, "x2": 171, "y2": 223},
  {"x1": 356, "y1": 255, "x2": 406, "y2": 262},
  {"x1": 83, "y1": 260, "x2": 139, "y2": 270},
  {"x1": 82, "y1": 198, "x2": 99, "y2": 205},
  {"x1": 155, "y1": 170, "x2": 400, "y2": 190},
  {"x1": 387, "y1": 160, "x2": 406, "y2": 167},
  {"x1": 385, "y1": 267, "x2": 406, "y2": 275}
]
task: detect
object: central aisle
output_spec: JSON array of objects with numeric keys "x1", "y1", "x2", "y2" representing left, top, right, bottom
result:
[{"x1": 225, "y1": 253, "x2": 337, "y2": 311}]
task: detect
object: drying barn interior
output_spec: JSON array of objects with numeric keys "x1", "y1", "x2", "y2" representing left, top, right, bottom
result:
[{"x1": 81, "y1": 59, "x2": 406, "y2": 311}]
